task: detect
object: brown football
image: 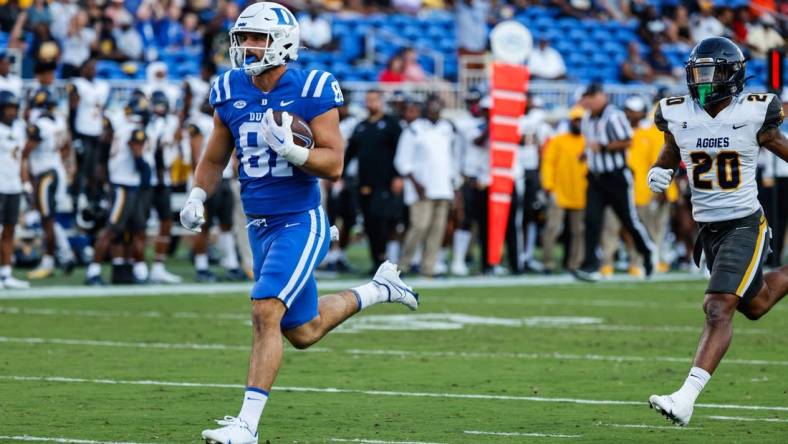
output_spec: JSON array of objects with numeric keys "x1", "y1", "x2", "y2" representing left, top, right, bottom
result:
[{"x1": 272, "y1": 111, "x2": 314, "y2": 149}]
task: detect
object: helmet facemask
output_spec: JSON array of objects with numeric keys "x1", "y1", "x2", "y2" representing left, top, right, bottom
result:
[
  {"x1": 686, "y1": 57, "x2": 745, "y2": 107},
  {"x1": 229, "y1": 29, "x2": 297, "y2": 76}
]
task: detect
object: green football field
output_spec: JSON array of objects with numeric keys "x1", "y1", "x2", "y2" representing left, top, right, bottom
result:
[{"x1": 1, "y1": 276, "x2": 787, "y2": 443}]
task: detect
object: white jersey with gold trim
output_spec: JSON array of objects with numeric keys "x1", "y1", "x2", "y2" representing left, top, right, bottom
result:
[
  {"x1": 0, "y1": 119, "x2": 25, "y2": 194},
  {"x1": 107, "y1": 112, "x2": 148, "y2": 187},
  {"x1": 27, "y1": 110, "x2": 67, "y2": 176},
  {"x1": 187, "y1": 112, "x2": 234, "y2": 179},
  {"x1": 70, "y1": 77, "x2": 109, "y2": 137},
  {"x1": 655, "y1": 93, "x2": 783, "y2": 223}
]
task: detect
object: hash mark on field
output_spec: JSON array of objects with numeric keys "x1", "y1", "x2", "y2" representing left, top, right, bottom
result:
[
  {"x1": 706, "y1": 415, "x2": 788, "y2": 423},
  {"x1": 4, "y1": 375, "x2": 788, "y2": 413},
  {"x1": 329, "y1": 438, "x2": 446, "y2": 444},
  {"x1": 3, "y1": 335, "x2": 786, "y2": 366},
  {"x1": 0, "y1": 435, "x2": 154, "y2": 444},
  {"x1": 464, "y1": 430, "x2": 581, "y2": 438}
]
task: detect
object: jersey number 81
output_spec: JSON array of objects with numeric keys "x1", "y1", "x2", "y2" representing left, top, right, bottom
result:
[{"x1": 238, "y1": 122, "x2": 293, "y2": 178}]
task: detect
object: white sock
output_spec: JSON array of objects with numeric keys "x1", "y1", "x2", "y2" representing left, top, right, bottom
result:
[
  {"x1": 218, "y1": 231, "x2": 240, "y2": 270},
  {"x1": 40, "y1": 255, "x2": 55, "y2": 270},
  {"x1": 325, "y1": 248, "x2": 340, "y2": 264},
  {"x1": 54, "y1": 223, "x2": 74, "y2": 262},
  {"x1": 352, "y1": 281, "x2": 386, "y2": 310},
  {"x1": 0, "y1": 265, "x2": 10, "y2": 278},
  {"x1": 133, "y1": 262, "x2": 148, "y2": 281},
  {"x1": 195, "y1": 254, "x2": 209, "y2": 271},
  {"x1": 385, "y1": 240, "x2": 400, "y2": 264},
  {"x1": 411, "y1": 245, "x2": 422, "y2": 267},
  {"x1": 111, "y1": 257, "x2": 124, "y2": 266},
  {"x1": 673, "y1": 366, "x2": 711, "y2": 405},
  {"x1": 87, "y1": 262, "x2": 101, "y2": 278},
  {"x1": 452, "y1": 230, "x2": 471, "y2": 266},
  {"x1": 238, "y1": 387, "x2": 268, "y2": 435}
]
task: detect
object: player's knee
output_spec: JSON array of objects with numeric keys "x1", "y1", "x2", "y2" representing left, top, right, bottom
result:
[
  {"x1": 251, "y1": 299, "x2": 285, "y2": 333},
  {"x1": 284, "y1": 324, "x2": 320, "y2": 350},
  {"x1": 702, "y1": 294, "x2": 737, "y2": 325}
]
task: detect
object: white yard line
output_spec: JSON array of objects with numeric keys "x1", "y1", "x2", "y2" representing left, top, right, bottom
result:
[
  {"x1": 3, "y1": 375, "x2": 788, "y2": 413},
  {"x1": 3, "y1": 335, "x2": 786, "y2": 366},
  {"x1": 329, "y1": 439, "x2": 446, "y2": 444},
  {"x1": 0, "y1": 436, "x2": 154, "y2": 444},
  {"x1": 463, "y1": 430, "x2": 581, "y2": 438},
  {"x1": 705, "y1": 415, "x2": 788, "y2": 423},
  {"x1": 0, "y1": 273, "x2": 705, "y2": 300}
]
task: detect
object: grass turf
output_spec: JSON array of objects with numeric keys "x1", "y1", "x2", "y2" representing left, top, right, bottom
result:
[{"x1": 1, "y1": 279, "x2": 787, "y2": 443}]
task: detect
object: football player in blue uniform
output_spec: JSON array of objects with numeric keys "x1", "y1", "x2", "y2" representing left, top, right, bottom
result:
[{"x1": 179, "y1": 4, "x2": 419, "y2": 443}]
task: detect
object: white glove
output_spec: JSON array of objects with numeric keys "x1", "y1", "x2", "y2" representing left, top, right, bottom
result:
[
  {"x1": 180, "y1": 187, "x2": 206, "y2": 232},
  {"x1": 647, "y1": 167, "x2": 673, "y2": 193},
  {"x1": 261, "y1": 108, "x2": 309, "y2": 166}
]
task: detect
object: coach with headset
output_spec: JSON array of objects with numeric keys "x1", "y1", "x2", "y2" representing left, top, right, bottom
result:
[{"x1": 574, "y1": 83, "x2": 656, "y2": 282}]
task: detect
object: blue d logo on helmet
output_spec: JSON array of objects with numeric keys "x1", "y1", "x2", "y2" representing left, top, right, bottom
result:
[
  {"x1": 229, "y1": 2, "x2": 300, "y2": 77},
  {"x1": 272, "y1": 7, "x2": 295, "y2": 25}
]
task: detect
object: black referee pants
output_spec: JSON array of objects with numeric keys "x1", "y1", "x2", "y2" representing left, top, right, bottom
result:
[{"x1": 580, "y1": 169, "x2": 655, "y2": 271}]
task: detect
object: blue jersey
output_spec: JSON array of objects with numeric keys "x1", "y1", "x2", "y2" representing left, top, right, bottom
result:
[{"x1": 210, "y1": 68, "x2": 344, "y2": 215}]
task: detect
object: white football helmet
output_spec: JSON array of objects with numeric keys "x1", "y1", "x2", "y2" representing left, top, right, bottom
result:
[{"x1": 229, "y1": 2, "x2": 300, "y2": 76}]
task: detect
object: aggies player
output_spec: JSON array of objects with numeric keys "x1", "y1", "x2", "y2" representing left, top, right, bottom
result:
[
  {"x1": 21, "y1": 89, "x2": 76, "y2": 279},
  {"x1": 647, "y1": 37, "x2": 788, "y2": 426},
  {"x1": 0, "y1": 92, "x2": 29, "y2": 289},
  {"x1": 146, "y1": 91, "x2": 182, "y2": 284},
  {"x1": 187, "y1": 98, "x2": 244, "y2": 282},
  {"x1": 178, "y1": 3, "x2": 418, "y2": 442},
  {"x1": 84, "y1": 97, "x2": 152, "y2": 285}
]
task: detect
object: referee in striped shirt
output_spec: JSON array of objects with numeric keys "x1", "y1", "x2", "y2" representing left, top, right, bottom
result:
[{"x1": 574, "y1": 84, "x2": 656, "y2": 282}]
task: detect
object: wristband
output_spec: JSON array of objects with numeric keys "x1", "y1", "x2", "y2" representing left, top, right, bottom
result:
[
  {"x1": 284, "y1": 145, "x2": 310, "y2": 167},
  {"x1": 188, "y1": 187, "x2": 207, "y2": 203}
]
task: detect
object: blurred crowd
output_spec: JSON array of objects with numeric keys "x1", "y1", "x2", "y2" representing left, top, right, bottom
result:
[{"x1": 0, "y1": 1, "x2": 785, "y2": 84}]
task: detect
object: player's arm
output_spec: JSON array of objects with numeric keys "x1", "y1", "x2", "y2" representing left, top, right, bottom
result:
[
  {"x1": 188, "y1": 124, "x2": 204, "y2": 174},
  {"x1": 300, "y1": 108, "x2": 344, "y2": 180},
  {"x1": 20, "y1": 125, "x2": 40, "y2": 189},
  {"x1": 757, "y1": 96, "x2": 788, "y2": 163},
  {"x1": 647, "y1": 103, "x2": 679, "y2": 192},
  {"x1": 192, "y1": 112, "x2": 234, "y2": 196}
]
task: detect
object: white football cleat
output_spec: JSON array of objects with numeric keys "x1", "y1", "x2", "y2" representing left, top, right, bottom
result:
[
  {"x1": 372, "y1": 261, "x2": 419, "y2": 310},
  {"x1": 649, "y1": 394, "x2": 693, "y2": 426},
  {"x1": 2, "y1": 276, "x2": 30, "y2": 289},
  {"x1": 202, "y1": 416, "x2": 258, "y2": 444},
  {"x1": 149, "y1": 266, "x2": 183, "y2": 284},
  {"x1": 451, "y1": 261, "x2": 469, "y2": 277}
]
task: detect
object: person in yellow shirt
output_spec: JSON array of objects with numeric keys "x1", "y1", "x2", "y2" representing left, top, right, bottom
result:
[{"x1": 540, "y1": 106, "x2": 587, "y2": 273}]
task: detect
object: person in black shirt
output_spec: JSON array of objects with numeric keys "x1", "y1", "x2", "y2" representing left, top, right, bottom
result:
[{"x1": 346, "y1": 90, "x2": 403, "y2": 272}]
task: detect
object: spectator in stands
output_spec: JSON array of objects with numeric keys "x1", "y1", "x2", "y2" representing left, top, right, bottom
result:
[
  {"x1": 550, "y1": 0, "x2": 594, "y2": 20},
  {"x1": 731, "y1": 6, "x2": 749, "y2": 43},
  {"x1": 691, "y1": 0, "x2": 724, "y2": 44},
  {"x1": 0, "y1": 52, "x2": 22, "y2": 97},
  {"x1": 746, "y1": 14, "x2": 784, "y2": 58},
  {"x1": 113, "y1": 11, "x2": 143, "y2": 61},
  {"x1": 181, "y1": 12, "x2": 204, "y2": 50},
  {"x1": 26, "y1": 0, "x2": 51, "y2": 28},
  {"x1": 299, "y1": 4, "x2": 333, "y2": 51},
  {"x1": 648, "y1": 45, "x2": 679, "y2": 84},
  {"x1": 49, "y1": 0, "x2": 79, "y2": 41},
  {"x1": 620, "y1": 42, "x2": 654, "y2": 84},
  {"x1": 396, "y1": 95, "x2": 459, "y2": 277},
  {"x1": 528, "y1": 39, "x2": 566, "y2": 80},
  {"x1": 346, "y1": 90, "x2": 403, "y2": 273},
  {"x1": 104, "y1": 0, "x2": 129, "y2": 26},
  {"x1": 156, "y1": 2, "x2": 185, "y2": 49},
  {"x1": 635, "y1": 5, "x2": 667, "y2": 48},
  {"x1": 452, "y1": 0, "x2": 491, "y2": 58},
  {"x1": 379, "y1": 53, "x2": 406, "y2": 83},
  {"x1": 0, "y1": 0, "x2": 22, "y2": 33},
  {"x1": 60, "y1": 10, "x2": 96, "y2": 76},
  {"x1": 402, "y1": 47, "x2": 426, "y2": 82},
  {"x1": 665, "y1": 5, "x2": 693, "y2": 49},
  {"x1": 541, "y1": 106, "x2": 587, "y2": 273}
]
